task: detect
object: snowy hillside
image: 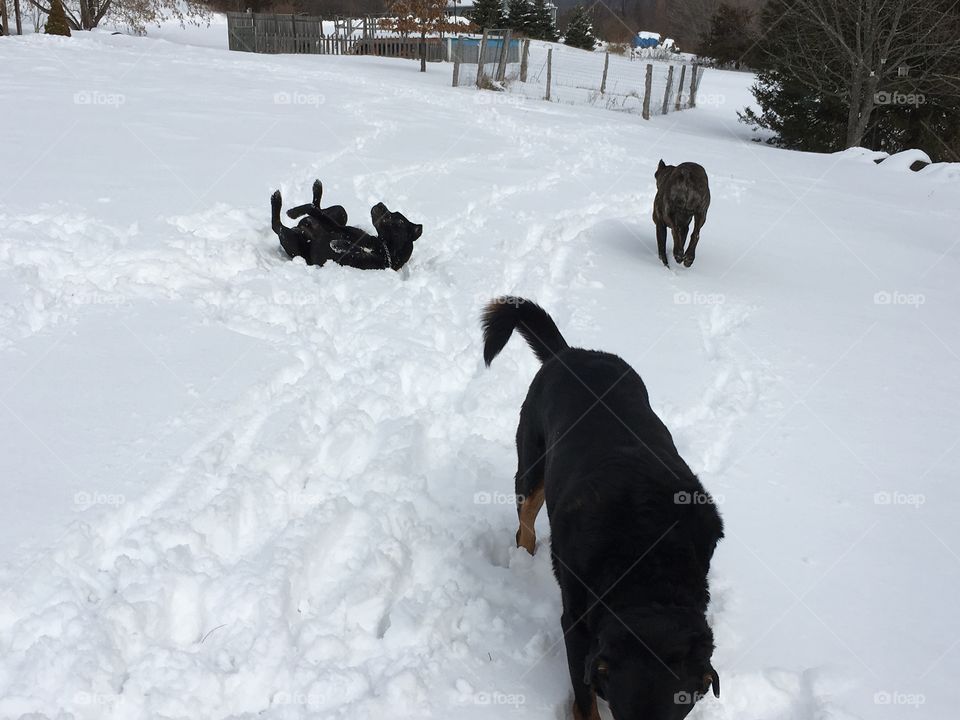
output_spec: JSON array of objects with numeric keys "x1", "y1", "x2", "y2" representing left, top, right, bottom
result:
[{"x1": 1, "y1": 23, "x2": 959, "y2": 720}]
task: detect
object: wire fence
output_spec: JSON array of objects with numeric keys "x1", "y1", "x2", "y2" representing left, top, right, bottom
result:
[
  {"x1": 451, "y1": 30, "x2": 523, "y2": 88},
  {"x1": 453, "y1": 38, "x2": 703, "y2": 119}
]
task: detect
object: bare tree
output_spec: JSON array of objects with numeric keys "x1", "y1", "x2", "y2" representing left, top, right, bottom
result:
[
  {"x1": 2, "y1": 0, "x2": 9, "y2": 34},
  {"x1": 14, "y1": 0, "x2": 22, "y2": 32},
  {"x1": 28, "y1": 0, "x2": 208, "y2": 33},
  {"x1": 759, "y1": 0, "x2": 960, "y2": 149}
]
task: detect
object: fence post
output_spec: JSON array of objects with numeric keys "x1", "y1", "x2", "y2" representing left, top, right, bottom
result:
[
  {"x1": 675, "y1": 64, "x2": 687, "y2": 110},
  {"x1": 661, "y1": 65, "x2": 674, "y2": 115},
  {"x1": 520, "y1": 38, "x2": 530, "y2": 82},
  {"x1": 452, "y1": 39, "x2": 461, "y2": 87},
  {"x1": 690, "y1": 64, "x2": 700, "y2": 108},
  {"x1": 642, "y1": 64, "x2": 653, "y2": 119},
  {"x1": 476, "y1": 29, "x2": 489, "y2": 88},
  {"x1": 546, "y1": 47, "x2": 553, "y2": 101},
  {"x1": 600, "y1": 52, "x2": 610, "y2": 94},
  {"x1": 495, "y1": 29, "x2": 512, "y2": 82}
]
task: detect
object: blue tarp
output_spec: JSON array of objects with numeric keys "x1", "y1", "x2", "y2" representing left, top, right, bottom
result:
[{"x1": 632, "y1": 34, "x2": 661, "y2": 49}]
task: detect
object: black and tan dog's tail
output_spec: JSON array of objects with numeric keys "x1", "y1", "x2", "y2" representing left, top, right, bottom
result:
[{"x1": 482, "y1": 297, "x2": 569, "y2": 366}]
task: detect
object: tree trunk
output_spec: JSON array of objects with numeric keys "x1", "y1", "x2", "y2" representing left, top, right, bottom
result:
[
  {"x1": 845, "y1": 71, "x2": 880, "y2": 149},
  {"x1": 420, "y1": 30, "x2": 426, "y2": 72},
  {"x1": 14, "y1": 0, "x2": 22, "y2": 33},
  {"x1": 1, "y1": 0, "x2": 9, "y2": 35}
]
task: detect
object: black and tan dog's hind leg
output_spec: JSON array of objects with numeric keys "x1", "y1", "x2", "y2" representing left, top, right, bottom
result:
[{"x1": 514, "y1": 416, "x2": 546, "y2": 555}]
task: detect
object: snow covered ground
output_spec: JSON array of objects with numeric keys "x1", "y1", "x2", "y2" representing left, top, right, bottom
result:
[{"x1": 1, "y1": 21, "x2": 959, "y2": 720}]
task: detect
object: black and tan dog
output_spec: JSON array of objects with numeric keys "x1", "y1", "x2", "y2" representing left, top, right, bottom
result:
[
  {"x1": 652, "y1": 160, "x2": 710, "y2": 268},
  {"x1": 271, "y1": 183, "x2": 422, "y2": 270},
  {"x1": 482, "y1": 297, "x2": 723, "y2": 720}
]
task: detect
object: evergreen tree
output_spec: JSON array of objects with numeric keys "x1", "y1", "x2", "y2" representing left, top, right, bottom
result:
[
  {"x1": 699, "y1": 3, "x2": 754, "y2": 69},
  {"x1": 505, "y1": 0, "x2": 533, "y2": 36},
  {"x1": 470, "y1": 0, "x2": 505, "y2": 31},
  {"x1": 739, "y1": 0, "x2": 960, "y2": 161},
  {"x1": 528, "y1": 0, "x2": 558, "y2": 41},
  {"x1": 563, "y1": 5, "x2": 595, "y2": 51},
  {"x1": 44, "y1": 0, "x2": 71, "y2": 36}
]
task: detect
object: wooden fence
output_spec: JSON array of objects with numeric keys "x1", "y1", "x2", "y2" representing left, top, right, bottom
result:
[{"x1": 226, "y1": 12, "x2": 445, "y2": 60}]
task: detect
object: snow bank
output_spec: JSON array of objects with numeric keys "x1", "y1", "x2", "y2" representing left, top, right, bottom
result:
[{"x1": 0, "y1": 24, "x2": 958, "y2": 720}]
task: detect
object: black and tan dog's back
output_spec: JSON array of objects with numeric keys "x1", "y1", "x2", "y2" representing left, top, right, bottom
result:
[
  {"x1": 482, "y1": 297, "x2": 722, "y2": 720},
  {"x1": 653, "y1": 160, "x2": 710, "y2": 268}
]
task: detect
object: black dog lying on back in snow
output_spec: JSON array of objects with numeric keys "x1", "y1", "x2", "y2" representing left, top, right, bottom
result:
[
  {"x1": 482, "y1": 297, "x2": 723, "y2": 720},
  {"x1": 271, "y1": 180, "x2": 422, "y2": 270},
  {"x1": 652, "y1": 160, "x2": 710, "y2": 268}
]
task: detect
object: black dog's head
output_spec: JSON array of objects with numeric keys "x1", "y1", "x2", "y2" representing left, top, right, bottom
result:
[
  {"x1": 371, "y1": 203, "x2": 423, "y2": 270},
  {"x1": 584, "y1": 609, "x2": 719, "y2": 720}
]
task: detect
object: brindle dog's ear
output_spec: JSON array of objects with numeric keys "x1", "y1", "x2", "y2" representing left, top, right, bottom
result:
[
  {"x1": 657, "y1": 159, "x2": 666, "y2": 172},
  {"x1": 583, "y1": 641, "x2": 609, "y2": 685},
  {"x1": 703, "y1": 667, "x2": 720, "y2": 698}
]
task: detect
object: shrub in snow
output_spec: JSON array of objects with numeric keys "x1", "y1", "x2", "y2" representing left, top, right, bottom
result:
[{"x1": 44, "y1": 0, "x2": 71, "y2": 36}]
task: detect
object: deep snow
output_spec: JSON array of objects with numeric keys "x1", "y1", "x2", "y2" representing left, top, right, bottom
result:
[{"x1": 0, "y1": 21, "x2": 959, "y2": 720}]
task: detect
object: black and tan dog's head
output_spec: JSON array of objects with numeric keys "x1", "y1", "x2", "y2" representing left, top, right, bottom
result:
[
  {"x1": 370, "y1": 203, "x2": 423, "y2": 270},
  {"x1": 584, "y1": 609, "x2": 720, "y2": 720}
]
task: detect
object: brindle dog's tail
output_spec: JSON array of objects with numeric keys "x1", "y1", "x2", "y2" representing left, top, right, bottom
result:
[{"x1": 481, "y1": 297, "x2": 569, "y2": 366}]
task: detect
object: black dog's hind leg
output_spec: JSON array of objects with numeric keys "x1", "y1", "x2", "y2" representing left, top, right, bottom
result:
[
  {"x1": 561, "y1": 608, "x2": 601, "y2": 720},
  {"x1": 684, "y1": 210, "x2": 707, "y2": 267},
  {"x1": 514, "y1": 412, "x2": 546, "y2": 555},
  {"x1": 656, "y1": 221, "x2": 669, "y2": 267},
  {"x1": 286, "y1": 179, "x2": 325, "y2": 220}
]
